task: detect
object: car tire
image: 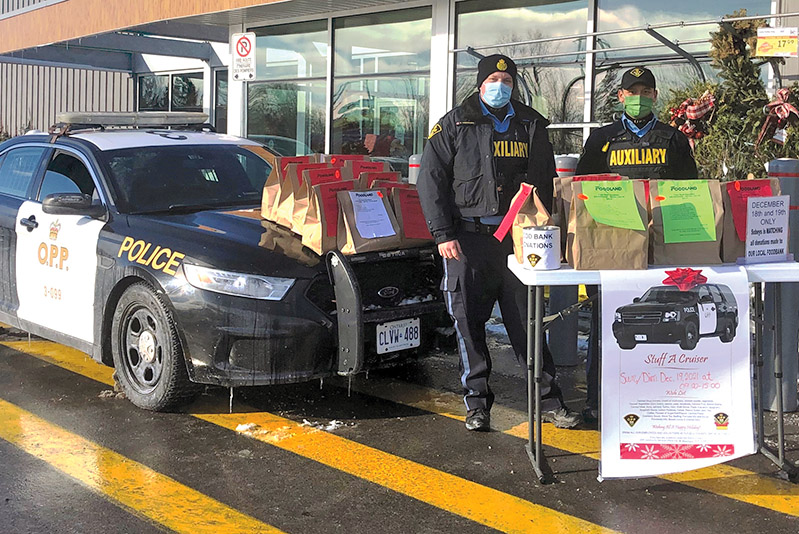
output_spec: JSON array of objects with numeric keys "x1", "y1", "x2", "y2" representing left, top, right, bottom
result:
[
  {"x1": 680, "y1": 321, "x2": 699, "y2": 351},
  {"x1": 111, "y1": 282, "x2": 199, "y2": 411},
  {"x1": 617, "y1": 338, "x2": 636, "y2": 350},
  {"x1": 719, "y1": 319, "x2": 735, "y2": 343}
]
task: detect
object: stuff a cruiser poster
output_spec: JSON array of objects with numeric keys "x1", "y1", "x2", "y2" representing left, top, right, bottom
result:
[{"x1": 599, "y1": 266, "x2": 755, "y2": 479}]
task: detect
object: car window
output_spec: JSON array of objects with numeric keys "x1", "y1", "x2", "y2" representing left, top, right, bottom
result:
[
  {"x1": 0, "y1": 146, "x2": 47, "y2": 198},
  {"x1": 100, "y1": 145, "x2": 273, "y2": 213},
  {"x1": 698, "y1": 286, "x2": 710, "y2": 299},
  {"x1": 719, "y1": 285, "x2": 736, "y2": 305},
  {"x1": 640, "y1": 287, "x2": 693, "y2": 303},
  {"x1": 708, "y1": 285, "x2": 722, "y2": 301},
  {"x1": 38, "y1": 152, "x2": 97, "y2": 201}
]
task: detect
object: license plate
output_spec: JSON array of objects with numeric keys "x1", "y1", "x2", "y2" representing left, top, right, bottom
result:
[
  {"x1": 635, "y1": 334, "x2": 648, "y2": 341},
  {"x1": 376, "y1": 317, "x2": 421, "y2": 354}
]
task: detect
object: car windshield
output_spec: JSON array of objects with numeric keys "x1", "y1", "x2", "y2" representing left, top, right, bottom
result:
[
  {"x1": 639, "y1": 287, "x2": 695, "y2": 303},
  {"x1": 100, "y1": 144, "x2": 274, "y2": 214}
]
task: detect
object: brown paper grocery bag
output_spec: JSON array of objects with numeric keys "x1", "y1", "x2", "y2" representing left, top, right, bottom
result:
[
  {"x1": 492, "y1": 183, "x2": 552, "y2": 264},
  {"x1": 320, "y1": 154, "x2": 370, "y2": 166},
  {"x1": 650, "y1": 179, "x2": 723, "y2": 265},
  {"x1": 292, "y1": 167, "x2": 344, "y2": 233},
  {"x1": 371, "y1": 179, "x2": 412, "y2": 192},
  {"x1": 302, "y1": 180, "x2": 358, "y2": 255},
  {"x1": 558, "y1": 174, "x2": 624, "y2": 260},
  {"x1": 274, "y1": 162, "x2": 330, "y2": 230},
  {"x1": 568, "y1": 180, "x2": 648, "y2": 270},
  {"x1": 259, "y1": 220, "x2": 321, "y2": 267},
  {"x1": 342, "y1": 160, "x2": 387, "y2": 186},
  {"x1": 391, "y1": 187, "x2": 433, "y2": 247},
  {"x1": 721, "y1": 178, "x2": 782, "y2": 262},
  {"x1": 337, "y1": 189, "x2": 403, "y2": 254},
  {"x1": 261, "y1": 155, "x2": 318, "y2": 221},
  {"x1": 361, "y1": 171, "x2": 401, "y2": 189}
]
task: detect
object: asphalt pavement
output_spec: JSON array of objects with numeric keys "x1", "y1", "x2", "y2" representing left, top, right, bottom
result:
[{"x1": 0, "y1": 324, "x2": 797, "y2": 534}]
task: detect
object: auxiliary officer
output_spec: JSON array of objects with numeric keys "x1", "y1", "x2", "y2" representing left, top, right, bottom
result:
[
  {"x1": 418, "y1": 54, "x2": 581, "y2": 431},
  {"x1": 576, "y1": 66, "x2": 698, "y2": 425}
]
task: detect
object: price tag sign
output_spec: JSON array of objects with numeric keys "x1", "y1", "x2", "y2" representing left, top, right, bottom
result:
[
  {"x1": 756, "y1": 27, "x2": 799, "y2": 57},
  {"x1": 231, "y1": 32, "x2": 256, "y2": 81}
]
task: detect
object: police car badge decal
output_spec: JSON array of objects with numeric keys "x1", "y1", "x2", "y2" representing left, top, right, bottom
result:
[
  {"x1": 624, "y1": 413, "x2": 639, "y2": 427},
  {"x1": 714, "y1": 412, "x2": 729, "y2": 430}
]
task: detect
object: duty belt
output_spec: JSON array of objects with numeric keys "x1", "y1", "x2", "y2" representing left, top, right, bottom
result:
[{"x1": 460, "y1": 218, "x2": 500, "y2": 235}]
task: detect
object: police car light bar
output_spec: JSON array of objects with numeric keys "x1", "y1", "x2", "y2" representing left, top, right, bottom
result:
[{"x1": 56, "y1": 112, "x2": 209, "y2": 128}]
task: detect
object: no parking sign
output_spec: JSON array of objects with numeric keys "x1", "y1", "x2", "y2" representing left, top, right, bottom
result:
[{"x1": 231, "y1": 32, "x2": 256, "y2": 81}]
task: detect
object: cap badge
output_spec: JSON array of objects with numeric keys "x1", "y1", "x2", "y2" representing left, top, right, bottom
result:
[
  {"x1": 630, "y1": 67, "x2": 644, "y2": 78},
  {"x1": 497, "y1": 59, "x2": 508, "y2": 71}
]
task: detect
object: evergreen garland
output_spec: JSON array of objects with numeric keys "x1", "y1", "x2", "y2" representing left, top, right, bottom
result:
[{"x1": 663, "y1": 9, "x2": 799, "y2": 180}]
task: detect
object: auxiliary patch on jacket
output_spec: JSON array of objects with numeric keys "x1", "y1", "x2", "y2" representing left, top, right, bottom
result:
[{"x1": 607, "y1": 147, "x2": 667, "y2": 167}]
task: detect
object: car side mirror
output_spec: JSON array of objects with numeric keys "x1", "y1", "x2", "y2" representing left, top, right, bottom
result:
[
  {"x1": 42, "y1": 193, "x2": 106, "y2": 219},
  {"x1": 699, "y1": 295, "x2": 713, "y2": 303},
  {"x1": 633, "y1": 297, "x2": 640, "y2": 303}
]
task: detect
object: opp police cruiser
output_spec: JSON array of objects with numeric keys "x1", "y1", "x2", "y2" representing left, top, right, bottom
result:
[
  {"x1": 575, "y1": 66, "x2": 699, "y2": 425},
  {"x1": 0, "y1": 112, "x2": 446, "y2": 411}
]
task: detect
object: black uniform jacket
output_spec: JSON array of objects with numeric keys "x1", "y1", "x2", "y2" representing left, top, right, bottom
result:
[
  {"x1": 575, "y1": 118, "x2": 698, "y2": 179},
  {"x1": 417, "y1": 92, "x2": 557, "y2": 244}
]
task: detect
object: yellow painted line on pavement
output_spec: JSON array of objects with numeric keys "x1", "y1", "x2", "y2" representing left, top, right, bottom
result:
[
  {"x1": 0, "y1": 397, "x2": 283, "y2": 534},
  {"x1": 4, "y1": 340, "x2": 619, "y2": 534},
  {"x1": 344, "y1": 376, "x2": 799, "y2": 517}
]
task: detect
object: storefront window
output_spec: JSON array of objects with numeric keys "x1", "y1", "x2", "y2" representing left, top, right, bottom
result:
[
  {"x1": 253, "y1": 20, "x2": 328, "y2": 81},
  {"x1": 331, "y1": 76, "x2": 429, "y2": 168},
  {"x1": 248, "y1": 81, "x2": 326, "y2": 155},
  {"x1": 596, "y1": 1, "x2": 772, "y2": 58},
  {"x1": 172, "y1": 72, "x2": 203, "y2": 112},
  {"x1": 331, "y1": 8, "x2": 431, "y2": 170},
  {"x1": 454, "y1": 1, "x2": 588, "y2": 122},
  {"x1": 138, "y1": 75, "x2": 169, "y2": 111}
]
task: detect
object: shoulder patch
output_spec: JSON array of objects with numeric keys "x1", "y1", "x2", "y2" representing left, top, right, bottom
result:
[{"x1": 428, "y1": 123, "x2": 442, "y2": 139}]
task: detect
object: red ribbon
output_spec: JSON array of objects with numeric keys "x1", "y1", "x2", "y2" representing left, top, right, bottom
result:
[
  {"x1": 765, "y1": 88, "x2": 799, "y2": 123},
  {"x1": 493, "y1": 184, "x2": 533, "y2": 242},
  {"x1": 662, "y1": 268, "x2": 708, "y2": 292}
]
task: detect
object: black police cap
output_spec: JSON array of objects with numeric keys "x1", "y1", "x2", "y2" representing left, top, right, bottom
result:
[{"x1": 621, "y1": 66, "x2": 656, "y2": 90}]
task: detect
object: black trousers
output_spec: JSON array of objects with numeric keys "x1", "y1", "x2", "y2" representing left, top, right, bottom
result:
[{"x1": 442, "y1": 231, "x2": 558, "y2": 412}]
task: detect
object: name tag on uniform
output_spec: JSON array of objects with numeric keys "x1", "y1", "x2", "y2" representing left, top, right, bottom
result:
[{"x1": 608, "y1": 147, "x2": 667, "y2": 167}]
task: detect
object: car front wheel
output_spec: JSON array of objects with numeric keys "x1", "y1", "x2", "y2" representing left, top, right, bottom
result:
[
  {"x1": 111, "y1": 282, "x2": 199, "y2": 411},
  {"x1": 680, "y1": 321, "x2": 699, "y2": 351}
]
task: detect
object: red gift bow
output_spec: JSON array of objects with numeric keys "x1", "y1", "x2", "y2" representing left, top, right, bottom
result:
[
  {"x1": 669, "y1": 91, "x2": 715, "y2": 140},
  {"x1": 662, "y1": 268, "x2": 708, "y2": 292},
  {"x1": 765, "y1": 88, "x2": 799, "y2": 125}
]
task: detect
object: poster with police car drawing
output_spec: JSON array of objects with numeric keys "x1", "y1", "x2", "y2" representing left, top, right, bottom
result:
[{"x1": 599, "y1": 266, "x2": 755, "y2": 479}]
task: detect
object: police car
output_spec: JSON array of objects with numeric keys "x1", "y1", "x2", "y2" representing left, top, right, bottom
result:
[
  {"x1": 0, "y1": 112, "x2": 446, "y2": 410},
  {"x1": 612, "y1": 284, "x2": 738, "y2": 351}
]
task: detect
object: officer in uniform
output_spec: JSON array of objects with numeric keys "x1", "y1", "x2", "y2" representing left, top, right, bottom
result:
[
  {"x1": 576, "y1": 66, "x2": 698, "y2": 424},
  {"x1": 418, "y1": 54, "x2": 581, "y2": 431}
]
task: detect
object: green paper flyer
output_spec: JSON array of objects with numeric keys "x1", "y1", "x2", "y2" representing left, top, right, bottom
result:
[
  {"x1": 658, "y1": 180, "x2": 716, "y2": 243},
  {"x1": 581, "y1": 181, "x2": 645, "y2": 230}
]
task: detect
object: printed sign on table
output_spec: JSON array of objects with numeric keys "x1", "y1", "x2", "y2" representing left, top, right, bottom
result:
[
  {"x1": 744, "y1": 195, "x2": 789, "y2": 263},
  {"x1": 581, "y1": 181, "x2": 646, "y2": 230},
  {"x1": 599, "y1": 266, "x2": 754, "y2": 479},
  {"x1": 349, "y1": 191, "x2": 396, "y2": 238},
  {"x1": 658, "y1": 180, "x2": 716, "y2": 243}
]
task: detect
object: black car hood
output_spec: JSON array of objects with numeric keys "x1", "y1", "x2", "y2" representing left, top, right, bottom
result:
[{"x1": 125, "y1": 207, "x2": 324, "y2": 278}]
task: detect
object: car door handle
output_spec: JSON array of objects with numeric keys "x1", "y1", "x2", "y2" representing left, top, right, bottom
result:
[{"x1": 20, "y1": 215, "x2": 38, "y2": 231}]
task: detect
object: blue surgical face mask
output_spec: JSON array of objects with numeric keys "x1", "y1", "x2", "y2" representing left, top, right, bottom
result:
[{"x1": 481, "y1": 81, "x2": 512, "y2": 108}]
